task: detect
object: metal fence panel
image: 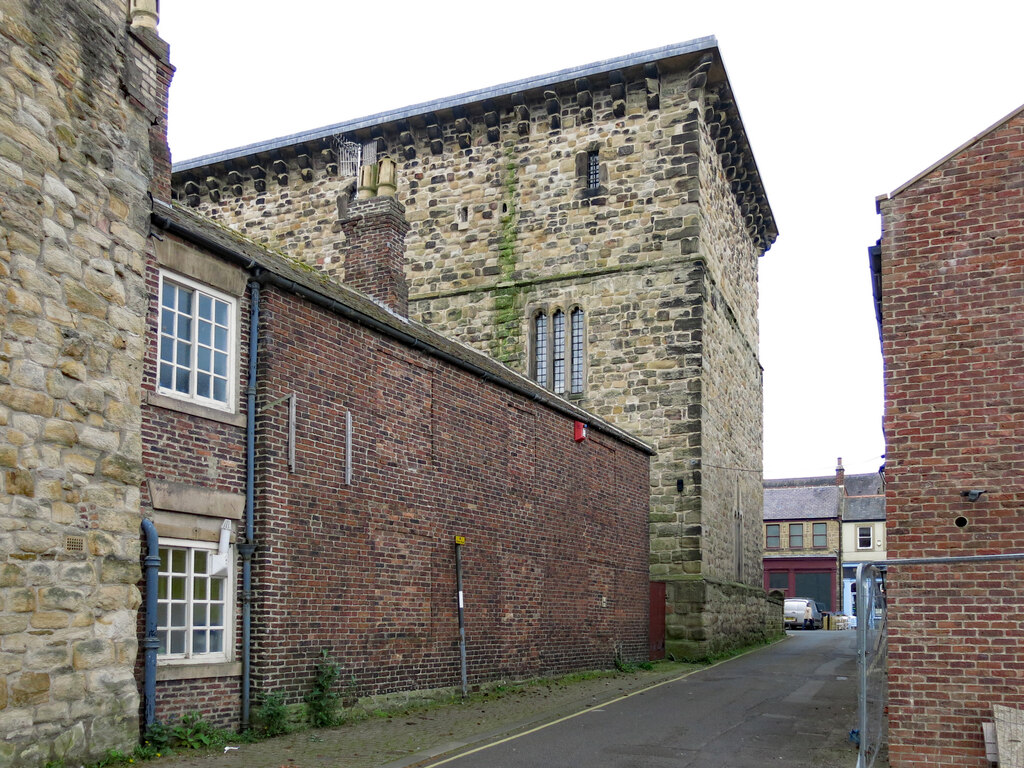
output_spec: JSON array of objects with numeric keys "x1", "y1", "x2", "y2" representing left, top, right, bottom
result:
[{"x1": 856, "y1": 562, "x2": 887, "y2": 768}]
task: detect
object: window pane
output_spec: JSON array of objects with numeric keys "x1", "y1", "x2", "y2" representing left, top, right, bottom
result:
[
  {"x1": 170, "y1": 576, "x2": 186, "y2": 601},
  {"x1": 160, "y1": 309, "x2": 175, "y2": 335},
  {"x1": 193, "y1": 630, "x2": 207, "y2": 654},
  {"x1": 157, "y1": 629, "x2": 168, "y2": 655},
  {"x1": 194, "y1": 550, "x2": 208, "y2": 573},
  {"x1": 213, "y1": 377, "x2": 227, "y2": 403},
  {"x1": 159, "y1": 549, "x2": 168, "y2": 571},
  {"x1": 210, "y1": 604, "x2": 223, "y2": 626},
  {"x1": 193, "y1": 578, "x2": 207, "y2": 600},
  {"x1": 194, "y1": 604, "x2": 207, "y2": 627},
  {"x1": 171, "y1": 550, "x2": 187, "y2": 573},
  {"x1": 198, "y1": 319, "x2": 212, "y2": 347},
  {"x1": 176, "y1": 340, "x2": 191, "y2": 367},
  {"x1": 214, "y1": 351, "x2": 227, "y2": 377},
  {"x1": 197, "y1": 346, "x2": 211, "y2": 373},
  {"x1": 170, "y1": 630, "x2": 186, "y2": 654},
  {"x1": 170, "y1": 603, "x2": 186, "y2": 627},
  {"x1": 162, "y1": 282, "x2": 176, "y2": 308},
  {"x1": 215, "y1": 300, "x2": 228, "y2": 326},
  {"x1": 198, "y1": 293, "x2": 213, "y2": 321},
  {"x1": 214, "y1": 325, "x2": 227, "y2": 352},
  {"x1": 159, "y1": 336, "x2": 174, "y2": 363},
  {"x1": 196, "y1": 372, "x2": 211, "y2": 398},
  {"x1": 177, "y1": 288, "x2": 192, "y2": 313},
  {"x1": 157, "y1": 575, "x2": 168, "y2": 600},
  {"x1": 175, "y1": 367, "x2": 190, "y2": 394},
  {"x1": 211, "y1": 578, "x2": 223, "y2": 600},
  {"x1": 176, "y1": 314, "x2": 192, "y2": 340},
  {"x1": 210, "y1": 630, "x2": 223, "y2": 653},
  {"x1": 156, "y1": 604, "x2": 168, "y2": 625}
]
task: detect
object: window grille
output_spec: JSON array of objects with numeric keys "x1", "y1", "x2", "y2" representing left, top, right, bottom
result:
[
  {"x1": 534, "y1": 312, "x2": 548, "y2": 388},
  {"x1": 570, "y1": 307, "x2": 584, "y2": 394},
  {"x1": 334, "y1": 138, "x2": 378, "y2": 178},
  {"x1": 552, "y1": 310, "x2": 566, "y2": 394},
  {"x1": 587, "y1": 151, "x2": 600, "y2": 190}
]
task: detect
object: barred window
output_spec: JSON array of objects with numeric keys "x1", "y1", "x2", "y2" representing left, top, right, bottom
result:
[
  {"x1": 533, "y1": 312, "x2": 548, "y2": 388},
  {"x1": 552, "y1": 310, "x2": 566, "y2": 394},
  {"x1": 531, "y1": 306, "x2": 586, "y2": 396},
  {"x1": 587, "y1": 151, "x2": 600, "y2": 190}
]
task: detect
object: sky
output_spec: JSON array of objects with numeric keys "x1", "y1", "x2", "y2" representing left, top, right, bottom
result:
[{"x1": 157, "y1": 1, "x2": 1024, "y2": 479}]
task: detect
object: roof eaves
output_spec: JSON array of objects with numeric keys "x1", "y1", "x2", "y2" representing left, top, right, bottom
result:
[{"x1": 173, "y1": 37, "x2": 718, "y2": 172}]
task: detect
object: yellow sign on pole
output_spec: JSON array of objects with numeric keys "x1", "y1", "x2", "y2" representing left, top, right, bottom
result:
[{"x1": 454, "y1": 535, "x2": 466, "y2": 545}]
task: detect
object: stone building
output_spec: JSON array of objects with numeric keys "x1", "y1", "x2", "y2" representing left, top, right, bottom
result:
[
  {"x1": 173, "y1": 37, "x2": 780, "y2": 658},
  {"x1": 873, "y1": 104, "x2": 1024, "y2": 768},
  {"x1": 0, "y1": 1, "x2": 171, "y2": 764}
]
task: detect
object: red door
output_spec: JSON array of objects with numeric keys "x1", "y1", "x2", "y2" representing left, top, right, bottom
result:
[{"x1": 649, "y1": 582, "x2": 666, "y2": 660}]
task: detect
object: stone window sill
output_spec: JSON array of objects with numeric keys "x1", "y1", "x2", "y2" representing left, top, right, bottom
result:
[
  {"x1": 146, "y1": 390, "x2": 246, "y2": 428},
  {"x1": 156, "y1": 660, "x2": 241, "y2": 682}
]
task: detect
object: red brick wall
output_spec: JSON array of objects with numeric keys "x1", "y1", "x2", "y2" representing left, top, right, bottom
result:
[
  {"x1": 879, "y1": 109, "x2": 1024, "y2": 768},
  {"x1": 250, "y1": 284, "x2": 651, "y2": 703},
  {"x1": 138, "y1": 238, "x2": 651, "y2": 728}
]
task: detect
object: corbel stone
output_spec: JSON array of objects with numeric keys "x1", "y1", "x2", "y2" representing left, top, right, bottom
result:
[
  {"x1": 297, "y1": 154, "x2": 314, "y2": 183},
  {"x1": 511, "y1": 95, "x2": 530, "y2": 136},
  {"x1": 544, "y1": 90, "x2": 561, "y2": 130},
  {"x1": 425, "y1": 114, "x2": 444, "y2": 155},
  {"x1": 453, "y1": 109, "x2": 472, "y2": 148},
  {"x1": 183, "y1": 179, "x2": 200, "y2": 207},
  {"x1": 482, "y1": 101, "x2": 500, "y2": 143},
  {"x1": 321, "y1": 149, "x2": 338, "y2": 176},
  {"x1": 250, "y1": 164, "x2": 267, "y2": 193},
  {"x1": 644, "y1": 63, "x2": 660, "y2": 110},
  {"x1": 205, "y1": 176, "x2": 220, "y2": 203},
  {"x1": 609, "y1": 71, "x2": 626, "y2": 117},
  {"x1": 272, "y1": 159, "x2": 288, "y2": 186},
  {"x1": 575, "y1": 78, "x2": 593, "y2": 107},
  {"x1": 226, "y1": 170, "x2": 244, "y2": 197}
]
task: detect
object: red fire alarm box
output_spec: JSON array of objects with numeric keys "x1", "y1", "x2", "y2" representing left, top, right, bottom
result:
[{"x1": 574, "y1": 421, "x2": 587, "y2": 442}]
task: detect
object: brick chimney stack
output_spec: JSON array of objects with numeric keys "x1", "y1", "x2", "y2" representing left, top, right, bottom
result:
[
  {"x1": 334, "y1": 195, "x2": 410, "y2": 316},
  {"x1": 835, "y1": 457, "x2": 845, "y2": 487}
]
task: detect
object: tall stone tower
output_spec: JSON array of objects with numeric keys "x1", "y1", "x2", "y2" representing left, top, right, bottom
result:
[
  {"x1": 0, "y1": 1, "x2": 170, "y2": 763},
  {"x1": 173, "y1": 38, "x2": 778, "y2": 658}
]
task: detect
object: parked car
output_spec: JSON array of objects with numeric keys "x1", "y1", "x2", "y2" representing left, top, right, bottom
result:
[{"x1": 784, "y1": 598, "x2": 823, "y2": 630}]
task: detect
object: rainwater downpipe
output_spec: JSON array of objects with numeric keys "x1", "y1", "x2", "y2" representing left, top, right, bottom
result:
[
  {"x1": 140, "y1": 518, "x2": 160, "y2": 731},
  {"x1": 239, "y1": 279, "x2": 260, "y2": 728}
]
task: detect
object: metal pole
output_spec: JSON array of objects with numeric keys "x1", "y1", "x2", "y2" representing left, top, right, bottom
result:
[{"x1": 455, "y1": 539, "x2": 468, "y2": 698}]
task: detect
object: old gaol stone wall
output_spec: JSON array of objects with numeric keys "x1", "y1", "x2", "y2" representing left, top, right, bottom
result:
[
  {"x1": 0, "y1": 1, "x2": 169, "y2": 764},
  {"x1": 174, "y1": 41, "x2": 778, "y2": 657}
]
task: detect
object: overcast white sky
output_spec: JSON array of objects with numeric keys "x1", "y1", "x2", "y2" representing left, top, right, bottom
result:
[{"x1": 158, "y1": 1, "x2": 1024, "y2": 479}]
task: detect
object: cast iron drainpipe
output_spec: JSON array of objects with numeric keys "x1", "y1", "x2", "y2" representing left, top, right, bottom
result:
[
  {"x1": 140, "y1": 518, "x2": 160, "y2": 731},
  {"x1": 239, "y1": 279, "x2": 260, "y2": 729}
]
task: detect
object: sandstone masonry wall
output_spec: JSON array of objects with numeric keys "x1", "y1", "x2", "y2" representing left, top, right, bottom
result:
[{"x1": 0, "y1": 2, "x2": 169, "y2": 764}]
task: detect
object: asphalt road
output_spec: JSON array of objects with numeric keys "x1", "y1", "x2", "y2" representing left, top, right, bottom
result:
[{"x1": 425, "y1": 630, "x2": 866, "y2": 768}]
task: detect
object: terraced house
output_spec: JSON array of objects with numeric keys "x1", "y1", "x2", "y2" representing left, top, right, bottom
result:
[{"x1": 174, "y1": 36, "x2": 780, "y2": 659}]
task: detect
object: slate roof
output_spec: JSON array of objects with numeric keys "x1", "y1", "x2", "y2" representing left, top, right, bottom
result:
[
  {"x1": 845, "y1": 496, "x2": 886, "y2": 522},
  {"x1": 763, "y1": 485, "x2": 839, "y2": 521},
  {"x1": 845, "y1": 472, "x2": 884, "y2": 497},
  {"x1": 151, "y1": 200, "x2": 655, "y2": 457}
]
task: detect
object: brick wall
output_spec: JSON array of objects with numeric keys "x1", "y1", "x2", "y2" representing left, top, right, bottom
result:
[
  {"x1": 249, "y1": 283, "x2": 652, "y2": 705},
  {"x1": 878, "y1": 107, "x2": 1024, "y2": 768}
]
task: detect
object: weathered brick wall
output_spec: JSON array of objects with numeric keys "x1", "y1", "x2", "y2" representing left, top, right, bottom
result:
[
  {"x1": 251, "y1": 283, "x2": 652, "y2": 704},
  {"x1": 174, "y1": 56, "x2": 773, "y2": 657},
  {"x1": 879, "y1": 109, "x2": 1024, "y2": 768},
  {"x1": 0, "y1": 1, "x2": 169, "y2": 764}
]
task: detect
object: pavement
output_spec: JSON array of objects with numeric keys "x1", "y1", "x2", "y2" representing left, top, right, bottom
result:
[{"x1": 150, "y1": 630, "x2": 884, "y2": 768}]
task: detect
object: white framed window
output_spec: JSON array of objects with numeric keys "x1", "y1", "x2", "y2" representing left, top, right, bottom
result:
[
  {"x1": 531, "y1": 305, "x2": 586, "y2": 396},
  {"x1": 158, "y1": 271, "x2": 237, "y2": 411},
  {"x1": 157, "y1": 538, "x2": 232, "y2": 663},
  {"x1": 857, "y1": 525, "x2": 873, "y2": 550}
]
